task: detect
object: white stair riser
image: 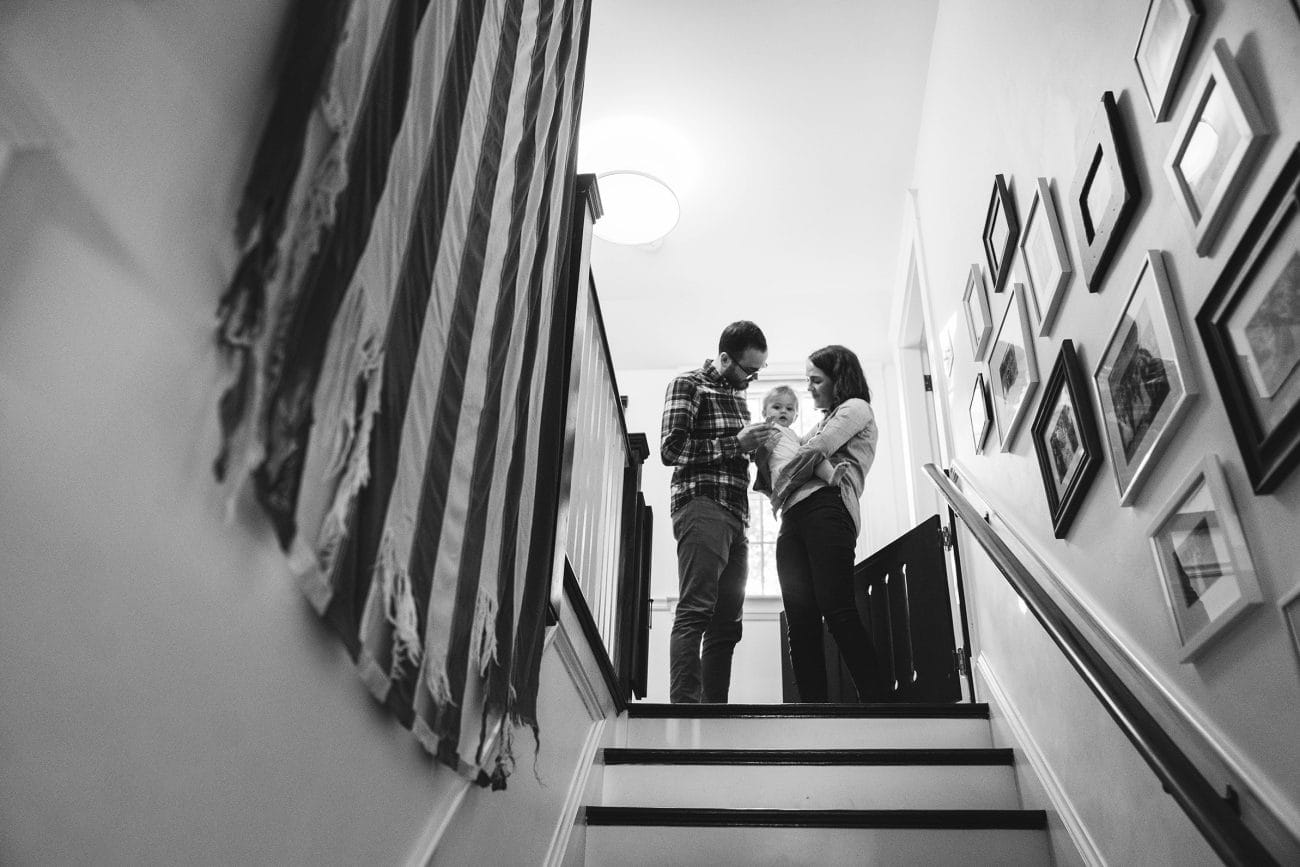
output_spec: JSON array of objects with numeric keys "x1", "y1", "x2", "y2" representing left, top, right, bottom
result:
[
  {"x1": 600, "y1": 763, "x2": 1019, "y2": 810},
  {"x1": 584, "y1": 825, "x2": 1051, "y2": 866},
  {"x1": 624, "y1": 717, "x2": 993, "y2": 750}
]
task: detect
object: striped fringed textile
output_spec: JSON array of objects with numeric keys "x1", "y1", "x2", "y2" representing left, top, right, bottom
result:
[{"x1": 213, "y1": 0, "x2": 591, "y2": 788}]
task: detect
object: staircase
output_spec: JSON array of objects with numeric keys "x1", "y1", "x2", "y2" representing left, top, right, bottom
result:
[{"x1": 579, "y1": 703, "x2": 1052, "y2": 866}]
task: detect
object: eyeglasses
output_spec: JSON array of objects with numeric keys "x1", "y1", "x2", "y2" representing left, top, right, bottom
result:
[{"x1": 731, "y1": 358, "x2": 764, "y2": 381}]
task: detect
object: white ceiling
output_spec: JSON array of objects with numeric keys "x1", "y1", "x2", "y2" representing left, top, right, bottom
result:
[{"x1": 577, "y1": 0, "x2": 941, "y2": 371}]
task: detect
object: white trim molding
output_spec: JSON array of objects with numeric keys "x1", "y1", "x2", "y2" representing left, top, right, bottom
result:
[
  {"x1": 977, "y1": 654, "x2": 1104, "y2": 867},
  {"x1": 543, "y1": 718, "x2": 607, "y2": 867},
  {"x1": 548, "y1": 615, "x2": 609, "y2": 722}
]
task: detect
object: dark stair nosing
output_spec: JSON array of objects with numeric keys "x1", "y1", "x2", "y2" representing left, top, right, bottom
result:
[
  {"x1": 582, "y1": 806, "x2": 1047, "y2": 830},
  {"x1": 628, "y1": 702, "x2": 990, "y2": 720},
  {"x1": 602, "y1": 747, "x2": 1014, "y2": 766}
]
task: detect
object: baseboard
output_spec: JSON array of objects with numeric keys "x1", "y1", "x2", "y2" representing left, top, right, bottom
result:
[
  {"x1": 976, "y1": 654, "x2": 1104, "y2": 867},
  {"x1": 543, "y1": 717, "x2": 607, "y2": 867},
  {"x1": 402, "y1": 776, "x2": 471, "y2": 867},
  {"x1": 549, "y1": 614, "x2": 607, "y2": 721}
]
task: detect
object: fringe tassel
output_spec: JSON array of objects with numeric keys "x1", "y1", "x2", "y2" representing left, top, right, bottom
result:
[
  {"x1": 488, "y1": 722, "x2": 515, "y2": 791},
  {"x1": 426, "y1": 662, "x2": 454, "y2": 707},
  {"x1": 468, "y1": 587, "x2": 499, "y2": 676},
  {"x1": 316, "y1": 334, "x2": 384, "y2": 574},
  {"x1": 386, "y1": 564, "x2": 421, "y2": 672}
]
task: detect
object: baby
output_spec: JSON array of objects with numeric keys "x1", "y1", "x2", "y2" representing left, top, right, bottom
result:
[{"x1": 753, "y1": 385, "x2": 849, "y2": 514}]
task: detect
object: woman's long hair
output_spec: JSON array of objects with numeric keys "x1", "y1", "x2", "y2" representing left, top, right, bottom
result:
[{"x1": 809, "y1": 344, "x2": 872, "y2": 408}]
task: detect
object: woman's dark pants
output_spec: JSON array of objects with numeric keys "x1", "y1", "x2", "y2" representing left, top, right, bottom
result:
[{"x1": 777, "y1": 487, "x2": 884, "y2": 702}]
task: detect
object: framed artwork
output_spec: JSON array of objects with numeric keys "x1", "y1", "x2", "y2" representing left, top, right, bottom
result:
[
  {"x1": 1147, "y1": 455, "x2": 1260, "y2": 662},
  {"x1": 1196, "y1": 144, "x2": 1300, "y2": 494},
  {"x1": 1282, "y1": 584, "x2": 1300, "y2": 673},
  {"x1": 1030, "y1": 340, "x2": 1102, "y2": 538},
  {"x1": 1164, "y1": 39, "x2": 1269, "y2": 257},
  {"x1": 1134, "y1": 0, "x2": 1201, "y2": 122},
  {"x1": 969, "y1": 373, "x2": 993, "y2": 454},
  {"x1": 983, "y1": 174, "x2": 1020, "y2": 292},
  {"x1": 963, "y1": 264, "x2": 994, "y2": 360},
  {"x1": 1069, "y1": 91, "x2": 1139, "y2": 293},
  {"x1": 988, "y1": 284, "x2": 1040, "y2": 452},
  {"x1": 1020, "y1": 177, "x2": 1073, "y2": 336},
  {"x1": 1094, "y1": 251, "x2": 1198, "y2": 506}
]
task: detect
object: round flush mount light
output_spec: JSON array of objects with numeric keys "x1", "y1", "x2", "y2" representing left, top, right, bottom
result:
[{"x1": 593, "y1": 170, "x2": 680, "y2": 246}]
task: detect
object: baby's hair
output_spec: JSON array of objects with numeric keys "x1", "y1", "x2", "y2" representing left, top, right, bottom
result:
[{"x1": 762, "y1": 384, "x2": 799, "y2": 412}]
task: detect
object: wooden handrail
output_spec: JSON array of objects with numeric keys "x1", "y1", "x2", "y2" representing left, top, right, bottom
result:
[{"x1": 924, "y1": 463, "x2": 1277, "y2": 867}]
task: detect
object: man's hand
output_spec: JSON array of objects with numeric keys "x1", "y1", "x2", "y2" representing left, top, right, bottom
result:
[{"x1": 737, "y1": 419, "x2": 777, "y2": 453}]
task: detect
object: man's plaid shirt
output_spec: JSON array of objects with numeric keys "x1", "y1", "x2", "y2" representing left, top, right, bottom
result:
[{"x1": 660, "y1": 359, "x2": 752, "y2": 521}]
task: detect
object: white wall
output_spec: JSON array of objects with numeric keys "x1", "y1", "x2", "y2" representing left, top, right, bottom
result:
[
  {"x1": 0, "y1": 4, "x2": 599, "y2": 864},
  {"x1": 909, "y1": 0, "x2": 1300, "y2": 859},
  {"x1": 616, "y1": 358, "x2": 912, "y2": 703}
]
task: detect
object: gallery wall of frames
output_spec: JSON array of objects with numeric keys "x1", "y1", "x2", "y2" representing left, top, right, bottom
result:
[{"x1": 913, "y1": 0, "x2": 1300, "y2": 851}]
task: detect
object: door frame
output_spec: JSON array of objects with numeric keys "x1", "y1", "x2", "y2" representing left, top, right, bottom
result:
[
  {"x1": 888, "y1": 190, "x2": 954, "y2": 524},
  {"x1": 888, "y1": 190, "x2": 976, "y2": 701}
]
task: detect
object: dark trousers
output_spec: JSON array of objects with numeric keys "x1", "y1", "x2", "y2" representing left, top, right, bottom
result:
[
  {"x1": 669, "y1": 498, "x2": 747, "y2": 703},
  {"x1": 776, "y1": 487, "x2": 883, "y2": 702}
]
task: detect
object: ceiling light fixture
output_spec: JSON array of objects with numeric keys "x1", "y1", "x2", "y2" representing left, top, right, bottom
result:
[{"x1": 593, "y1": 170, "x2": 680, "y2": 246}]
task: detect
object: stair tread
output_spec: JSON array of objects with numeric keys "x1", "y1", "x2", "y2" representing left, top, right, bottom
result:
[
  {"x1": 584, "y1": 806, "x2": 1047, "y2": 830},
  {"x1": 603, "y1": 747, "x2": 1014, "y2": 765},
  {"x1": 628, "y1": 702, "x2": 989, "y2": 719}
]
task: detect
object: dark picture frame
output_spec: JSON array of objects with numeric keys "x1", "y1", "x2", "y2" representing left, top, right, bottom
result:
[
  {"x1": 1020, "y1": 177, "x2": 1074, "y2": 337},
  {"x1": 988, "y1": 283, "x2": 1040, "y2": 452},
  {"x1": 1069, "y1": 91, "x2": 1140, "y2": 292},
  {"x1": 1196, "y1": 144, "x2": 1300, "y2": 494},
  {"x1": 1094, "y1": 250, "x2": 1198, "y2": 506},
  {"x1": 963, "y1": 264, "x2": 994, "y2": 360},
  {"x1": 1134, "y1": 0, "x2": 1201, "y2": 123},
  {"x1": 983, "y1": 174, "x2": 1020, "y2": 292},
  {"x1": 1164, "y1": 39, "x2": 1269, "y2": 257},
  {"x1": 970, "y1": 373, "x2": 993, "y2": 454},
  {"x1": 1147, "y1": 455, "x2": 1260, "y2": 662},
  {"x1": 1282, "y1": 584, "x2": 1300, "y2": 673},
  {"x1": 1030, "y1": 340, "x2": 1102, "y2": 538}
]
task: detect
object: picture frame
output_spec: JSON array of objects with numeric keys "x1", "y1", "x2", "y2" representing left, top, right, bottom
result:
[
  {"x1": 1164, "y1": 39, "x2": 1269, "y2": 257},
  {"x1": 1195, "y1": 144, "x2": 1300, "y2": 494},
  {"x1": 1134, "y1": 0, "x2": 1201, "y2": 123},
  {"x1": 1030, "y1": 340, "x2": 1102, "y2": 538},
  {"x1": 1147, "y1": 454, "x2": 1261, "y2": 662},
  {"x1": 1281, "y1": 584, "x2": 1300, "y2": 673},
  {"x1": 963, "y1": 264, "x2": 994, "y2": 360},
  {"x1": 1069, "y1": 91, "x2": 1140, "y2": 293},
  {"x1": 1094, "y1": 251, "x2": 1198, "y2": 506},
  {"x1": 969, "y1": 372, "x2": 993, "y2": 454},
  {"x1": 1019, "y1": 177, "x2": 1073, "y2": 336},
  {"x1": 988, "y1": 283, "x2": 1040, "y2": 452},
  {"x1": 983, "y1": 174, "x2": 1020, "y2": 293}
]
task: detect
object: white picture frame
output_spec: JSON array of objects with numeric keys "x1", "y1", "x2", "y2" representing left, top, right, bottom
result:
[
  {"x1": 1134, "y1": 0, "x2": 1201, "y2": 123},
  {"x1": 1094, "y1": 251, "x2": 1199, "y2": 506},
  {"x1": 1164, "y1": 38, "x2": 1270, "y2": 257},
  {"x1": 1147, "y1": 455, "x2": 1261, "y2": 662},
  {"x1": 963, "y1": 264, "x2": 994, "y2": 360},
  {"x1": 1019, "y1": 177, "x2": 1073, "y2": 337},
  {"x1": 988, "y1": 283, "x2": 1040, "y2": 452}
]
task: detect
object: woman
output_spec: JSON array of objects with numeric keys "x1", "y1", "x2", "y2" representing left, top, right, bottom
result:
[{"x1": 771, "y1": 345, "x2": 884, "y2": 703}]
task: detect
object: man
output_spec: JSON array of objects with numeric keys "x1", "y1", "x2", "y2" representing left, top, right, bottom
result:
[{"x1": 660, "y1": 320, "x2": 774, "y2": 703}]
